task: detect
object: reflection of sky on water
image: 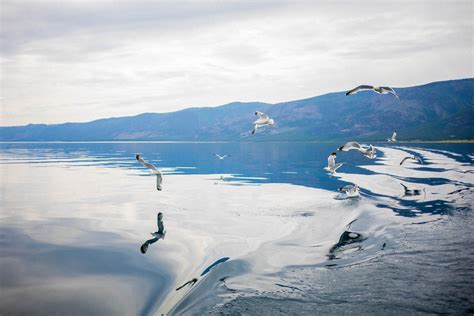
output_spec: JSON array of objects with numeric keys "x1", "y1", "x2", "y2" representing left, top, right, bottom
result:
[
  {"x1": 1, "y1": 142, "x2": 472, "y2": 188},
  {"x1": 0, "y1": 142, "x2": 472, "y2": 315}
]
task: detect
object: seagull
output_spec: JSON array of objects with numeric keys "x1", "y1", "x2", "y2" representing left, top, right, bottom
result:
[
  {"x1": 338, "y1": 141, "x2": 376, "y2": 159},
  {"x1": 338, "y1": 185, "x2": 360, "y2": 197},
  {"x1": 214, "y1": 154, "x2": 230, "y2": 160},
  {"x1": 251, "y1": 111, "x2": 275, "y2": 135},
  {"x1": 400, "y1": 155, "x2": 423, "y2": 166},
  {"x1": 136, "y1": 154, "x2": 163, "y2": 191},
  {"x1": 140, "y1": 212, "x2": 166, "y2": 254},
  {"x1": 346, "y1": 85, "x2": 399, "y2": 98},
  {"x1": 400, "y1": 183, "x2": 424, "y2": 196},
  {"x1": 387, "y1": 132, "x2": 397, "y2": 142},
  {"x1": 325, "y1": 152, "x2": 344, "y2": 173}
]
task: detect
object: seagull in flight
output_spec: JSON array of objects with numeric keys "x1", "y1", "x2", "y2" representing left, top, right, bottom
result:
[
  {"x1": 400, "y1": 155, "x2": 423, "y2": 166},
  {"x1": 346, "y1": 85, "x2": 399, "y2": 98},
  {"x1": 400, "y1": 183, "x2": 424, "y2": 196},
  {"x1": 325, "y1": 152, "x2": 344, "y2": 173},
  {"x1": 338, "y1": 185, "x2": 360, "y2": 197},
  {"x1": 338, "y1": 141, "x2": 376, "y2": 159},
  {"x1": 214, "y1": 154, "x2": 230, "y2": 160},
  {"x1": 136, "y1": 154, "x2": 163, "y2": 191},
  {"x1": 252, "y1": 111, "x2": 275, "y2": 135},
  {"x1": 387, "y1": 132, "x2": 397, "y2": 142}
]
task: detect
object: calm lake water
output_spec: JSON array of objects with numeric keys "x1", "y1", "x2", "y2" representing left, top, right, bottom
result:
[{"x1": 0, "y1": 142, "x2": 473, "y2": 315}]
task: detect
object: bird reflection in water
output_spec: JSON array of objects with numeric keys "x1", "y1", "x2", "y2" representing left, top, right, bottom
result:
[{"x1": 140, "y1": 212, "x2": 166, "y2": 254}]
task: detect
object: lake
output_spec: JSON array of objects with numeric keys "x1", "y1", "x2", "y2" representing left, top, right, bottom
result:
[{"x1": 0, "y1": 142, "x2": 473, "y2": 315}]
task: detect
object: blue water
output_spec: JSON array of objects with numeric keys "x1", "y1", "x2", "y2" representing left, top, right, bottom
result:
[{"x1": 0, "y1": 142, "x2": 473, "y2": 315}]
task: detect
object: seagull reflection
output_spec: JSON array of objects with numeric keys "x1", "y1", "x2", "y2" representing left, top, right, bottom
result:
[
  {"x1": 175, "y1": 257, "x2": 231, "y2": 292},
  {"x1": 176, "y1": 278, "x2": 198, "y2": 291},
  {"x1": 200, "y1": 257, "x2": 230, "y2": 276},
  {"x1": 400, "y1": 183, "x2": 425, "y2": 196},
  {"x1": 140, "y1": 212, "x2": 166, "y2": 254}
]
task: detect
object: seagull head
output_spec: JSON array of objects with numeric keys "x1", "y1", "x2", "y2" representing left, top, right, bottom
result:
[
  {"x1": 157, "y1": 185, "x2": 162, "y2": 191},
  {"x1": 331, "y1": 152, "x2": 337, "y2": 156},
  {"x1": 136, "y1": 154, "x2": 140, "y2": 160}
]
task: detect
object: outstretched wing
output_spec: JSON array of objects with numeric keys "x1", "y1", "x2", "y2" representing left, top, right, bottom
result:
[
  {"x1": 136, "y1": 155, "x2": 158, "y2": 171},
  {"x1": 251, "y1": 124, "x2": 258, "y2": 135},
  {"x1": 338, "y1": 141, "x2": 362, "y2": 151},
  {"x1": 380, "y1": 86, "x2": 399, "y2": 98},
  {"x1": 334, "y1": 163, "x2": 344, "y2": 171},
  {"x1": 255, "y1": 111, "x2": 269, "y2": 120},
  {"x1": 400, "y1": 156, "x2": 411, "y2": 165},
  {"x1": 346, "y1": 85, "x2": 373, "y2": 95},
  {"x1": 328, "y1": 155, "x2": 336, "y2": 169},
  {"x1": 156, "y1": 172, "x2": 163, "y2": 190}
]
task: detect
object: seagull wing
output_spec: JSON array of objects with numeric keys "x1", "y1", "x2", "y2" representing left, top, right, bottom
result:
[
  {"x1": 328, "y1": 155, "x2": 336, "y2": 169},
  {"x1": 137, "y1": 155, "x2": 158, "y2": 171},
  {"x1": 156, "y1": 172, "x2": 163, "y2": 190},
  {"x1": 380, "y1": 86, "x2": 399, "y2": 98},
  {"x1": 400, "y1": 157, "x2": 411, "y2": 165},
  {"x1": 251, "y1": 124, "x2": 258, "y2": 135},
  {"x1": 346, "y1": 85, "x2": 374, "y2": 95},
  {"x1": 338, "y1": 141, "x2": 362, "y2": 151},
  {"x1": 334, "y1": 163, "x2": 344, "y2": 171}
]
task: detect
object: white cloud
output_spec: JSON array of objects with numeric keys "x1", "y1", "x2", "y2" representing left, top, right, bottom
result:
[{"x1": 1, "y1": 0, "x2": 472, "y2": 125}]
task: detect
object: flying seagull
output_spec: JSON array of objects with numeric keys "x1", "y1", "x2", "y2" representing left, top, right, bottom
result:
[
  {"x1": 387, "y1": 132, "x2": 397, "y2": 142},
  {"x1": 400, "y1": 183, "x2": 424, "y2": 196},
  {"x1": 338, "y1": 184, "x2": 360, "y2": 197},
  {"x1": 251, "y1": 111, "x2": 275, "y2": 135},
  {"x1": 338, "y1": 141, "x2": 376, "y2": 159},
  {"x1": 136, "y1": 154, "x2": 163, "y2": 190},
  {"x1": 214, "y1": 154, "x2": 230, "y2": 160},
  {"x1": 346, "y1": 85, "x2": 399, "y2": 98},
  {"x1": 400, "y1": 155, "x2": 423, "y2": 166},
  {"x1": 325, "y1": 152, "x2": 344, "y2": 173}
]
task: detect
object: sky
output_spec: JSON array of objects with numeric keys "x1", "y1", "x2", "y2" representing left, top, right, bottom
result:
[{"x1": 1, "y1": 0, "x2": 472, "y2": 126}]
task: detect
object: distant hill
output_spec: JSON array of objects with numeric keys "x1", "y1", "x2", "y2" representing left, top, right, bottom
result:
[{"x1": 1, "y1": 78, "x2": 473, "y2": 141}]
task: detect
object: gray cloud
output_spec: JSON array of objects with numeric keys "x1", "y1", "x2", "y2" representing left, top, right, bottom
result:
[{"x1": 1, "y1": 0, "x2": 472, "y2": 125}]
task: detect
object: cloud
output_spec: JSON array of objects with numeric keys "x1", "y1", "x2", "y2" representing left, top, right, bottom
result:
[{"x1": 1, "y1": 0, "x2": 472, "y2": 125}]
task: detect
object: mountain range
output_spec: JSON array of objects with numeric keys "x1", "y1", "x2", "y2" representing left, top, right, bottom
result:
[{"x1": 1, "y1": 78, "x2": 473, "y2": 141}]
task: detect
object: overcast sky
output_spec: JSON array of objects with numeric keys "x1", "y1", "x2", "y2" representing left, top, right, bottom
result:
[{"x1": 1, "y1": 0, "x2": 472, "y2": 126}]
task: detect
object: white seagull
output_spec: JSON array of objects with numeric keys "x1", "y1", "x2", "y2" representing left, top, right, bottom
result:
[
  {"x1": 338, "y1": 185, "x2": 360, "y2": 197},
  {"x1": 214, "y1": 154, "x2": 230, "y2": 160},
  {"x1": 136, "y1": 154, "x2": 163, "y2": 191},
  {"x1": 251, "y1": 111, "x2": 275, "y2": 135},
  {"x1": 387, "y1": 132, "x2": 397, "y2": 142},
  {"x1": 400, "y1": 183, "x2": 424, "y2": 196},
  {"x1": 338, "y1": 141, "x2": 376, "y2": 159},
  {"x1": 346, "y1": 85, "x2": 399, "y2": 98},
  {"x1": 325, "y1": 152, "x2": 344, "y2": 173},
  {"x1": 400, "y1": 155, "x2": 423, "y2": 166}
]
